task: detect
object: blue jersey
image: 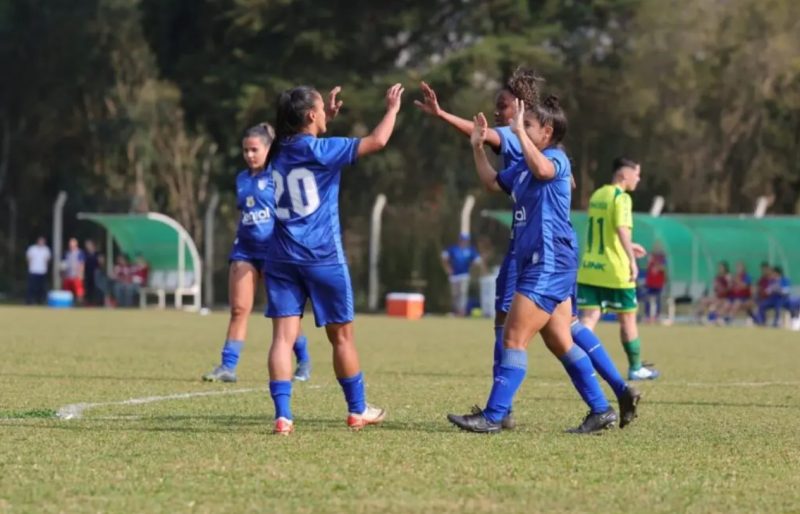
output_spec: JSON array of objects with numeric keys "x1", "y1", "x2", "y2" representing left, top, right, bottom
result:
[
  {"x1": 497, "y1": 147, "x2": 577, "y2": 273},
  {"x1": 495, "y1": 126, "x2": 523, "y2": 169},
  {"x1": 234, "y1": 168, "x2": 275, "y2": 253},
  {"x1": 267, "y1": 134, "x2": 360, "y2": 265},
  {"x1": 442, "y1": 245, "x2": 481, "y2": 276}
]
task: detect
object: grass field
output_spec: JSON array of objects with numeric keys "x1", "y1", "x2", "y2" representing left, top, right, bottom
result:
[{"x1": 1, "y1": 306, "x2": 799, "y2": 513}]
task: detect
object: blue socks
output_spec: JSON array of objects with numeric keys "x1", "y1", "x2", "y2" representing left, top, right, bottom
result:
[
  {"x1": 492, "y1": 326, "x2": 503, "y2": 379},
  {"x1": 571, "y1": 322, "x2": 628, "y2": 398},
  {"x1": 269, "y1": 380, "x2": 293, "y2": 420},
  {"x1": 338, "y1": 372, "x2": 366, "y2": 414},
  {"x1": 220, "y1": 339, "x2": 244, "y2": 370},
  {"x1": 293, "y1": 334, "x2": 310, "y2": 364},
  {"x1": 484, "y1": 348, "x2": 527, "y2": 423},
  {"x1": 559, "y1": 345, "x2": 610, "y2": 414}
]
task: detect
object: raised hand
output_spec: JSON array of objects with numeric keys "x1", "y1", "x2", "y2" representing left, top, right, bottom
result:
[
  {"x1": 326, "y1": 86, "x2": 343, "y2": 119},
  {"x1": 386, "y1": 83, "x2": 404, "y2": 112},
  {"x1": 413, "y1": 81, "x2": 443, "y2": 117},
  {"x1": 470, "y1": 112, "x2": 488, "y2": 147},
  {"x1": 509, "y1": 98, "x2": 525, "y2": 134}
]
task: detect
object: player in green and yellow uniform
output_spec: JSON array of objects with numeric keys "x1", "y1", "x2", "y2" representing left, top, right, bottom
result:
[{"x1": 577, "y1": 157, "x2": 660, "y2": 380}]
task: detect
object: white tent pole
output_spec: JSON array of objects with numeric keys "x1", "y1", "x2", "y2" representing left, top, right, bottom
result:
[
  {"x1": 460, "y1": 195, "x2": 476, "y2": 236},
  {"x1": 367, "y1": 194, "x2": 387, "y2": 311},
  {"x1": 204, "y1": 191, "x2": 219, "y2": 307},
  {"x1": 51, "y1": 191, "x2": 67, "y2": 290},
  {"x1": 649, "y1": 195, "x2": 665, "y2": 217}
]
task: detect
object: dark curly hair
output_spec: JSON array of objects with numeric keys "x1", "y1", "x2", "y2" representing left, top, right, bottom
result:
[{"x1": 504, "y1": 66, "x2": 545, "y2": 110}]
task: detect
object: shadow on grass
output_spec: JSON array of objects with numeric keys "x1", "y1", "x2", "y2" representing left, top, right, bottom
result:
[{"x1": 0, "y1": 415, "x2": 456, "y2": 434}]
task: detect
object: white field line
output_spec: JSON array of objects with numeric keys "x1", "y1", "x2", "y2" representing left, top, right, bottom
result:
[
  {"x1": 40, "y1": 380, "x2": 800, "y2": 422},
  {"x1": 56, "y1": 387, "x2": 265, "y2": 420}
]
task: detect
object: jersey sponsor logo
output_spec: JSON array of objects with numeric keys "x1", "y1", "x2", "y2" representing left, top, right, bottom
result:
[
  {"x1": 246, "y1": 196, "x2": 255, "y2": 208},
  {"x1": 589, "y1": 200, "x2": 608, "y2": 209},
  {"x1": 257, "y1": 178, "x2": 268, "y2": 191},
  {"x1": 582, "y1": 260, "x2": 606, "y2": 271},
  {"x1": 513, "y1": 206, "x2": 527, "y2": 224},
  {"x1": 241, "y1": 208, "x2": 271, "y2": 225}
]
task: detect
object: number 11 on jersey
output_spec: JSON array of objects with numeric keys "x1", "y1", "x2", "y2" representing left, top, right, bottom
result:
[{"x1": 586, "y1": 216, "x2": 605, "y2": 254}]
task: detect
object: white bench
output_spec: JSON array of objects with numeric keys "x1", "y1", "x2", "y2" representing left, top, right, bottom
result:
[{"x1": 139, "y1": 270, "x2": 200, "y2": 310}]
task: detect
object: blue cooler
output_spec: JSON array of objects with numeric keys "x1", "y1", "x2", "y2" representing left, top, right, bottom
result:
[{"x1": 47, "y1": 290, "x2": 74, "y2": 308}]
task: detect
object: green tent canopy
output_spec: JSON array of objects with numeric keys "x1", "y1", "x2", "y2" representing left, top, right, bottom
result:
[
  {"x1": 78, "y1": 212, "x2": 202, "y2": 309},
  {"x1": 481, "y1": 210, "x2": 800, "y2": 299}
]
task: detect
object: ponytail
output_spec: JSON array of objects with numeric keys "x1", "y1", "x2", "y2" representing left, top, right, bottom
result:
[
  {"x1": 532, "y1": 94, "x2": 567, "y2": 144},
  {"x1": 243, "y1": 122, "x2": 276, "y2": 166}
]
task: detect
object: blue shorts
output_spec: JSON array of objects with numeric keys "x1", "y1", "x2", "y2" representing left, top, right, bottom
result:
[
  {"x1": 515, "y1": 264, "x2": 577, "y2": 315},
  {"x1": 265, "y1": 262, "x2": 354, "y2": 327},
  {"x1": 495, "y1": 249, "x2": 518, "y2": 314},
  {"x1": 229, "y1": 239, "x2": 266, "y2": 271}
]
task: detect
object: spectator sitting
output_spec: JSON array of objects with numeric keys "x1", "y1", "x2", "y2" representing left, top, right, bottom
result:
[
  {"x1": 747, "y1": 261, "x2": 773, "y2": 323},
  {"x1": 725, "y1": 261, "x2": 752, "y2": 323},
  {"x1": 441, "y1": 233, "x2": 485, "y2": 316},
  {"x1": 130, "y1": 253, "x2": 150, "y2": 301},
  {"x1": 25, "y1": 236, "x2": 51, "y2": 305},
  {"x1": 112, "y1": 254, "x2": 136, "y2": 307},
  {"x1": 61, "y1": 237, "x2": 85, "y2": 305},
  {"x1": 756, "y1": 266, "x2": 791, "y2": 327},
  {"x1": 696, "y1": 261, "x2": 731, "y2": 325},
  {"x1": 643, "y1": 244, "x2": 667, "y2": 323}
]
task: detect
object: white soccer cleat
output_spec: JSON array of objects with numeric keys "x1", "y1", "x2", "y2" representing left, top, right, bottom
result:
[
  {"x1": 346, "y1": 404, "x2": 386, "y2": 431},
  {"x1": 273, "y1": 417, "x2": 294, "y2": 435},
  {"x1": 628, "y1": 366, "x2": 661, "y2": 381}
]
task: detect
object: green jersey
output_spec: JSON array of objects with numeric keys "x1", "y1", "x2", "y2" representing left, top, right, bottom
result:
[{"x1": 577, "y1": 184, "x2": 633, "y2": 289}]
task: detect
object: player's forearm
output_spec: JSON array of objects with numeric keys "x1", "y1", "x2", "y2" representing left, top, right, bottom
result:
[
  {"x1": 438, "y1": 111, "x2": 502, "y2": 150},
  {"x1": 616, "y1": 227, "x2": 637, "y2": 265},
  {"x1": 359, "y1": 109, "x2": 399, "y2": 155},
  {"x1": 516, "y1": 129, "x2": 555, "y2": 180},
  {"x1": 472, "y1": 145, "x2": 502, "y2": 192}
]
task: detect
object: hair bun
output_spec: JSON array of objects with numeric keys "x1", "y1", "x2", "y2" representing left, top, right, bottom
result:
[{"x1": 544, "y1": 95, "x2": 560, "y2": 108}]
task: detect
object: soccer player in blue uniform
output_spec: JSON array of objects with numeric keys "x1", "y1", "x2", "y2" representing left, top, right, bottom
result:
[
  {"x1": 448, "y1": 97, "x2": 624, "y2": 434},
  {"x1": 441, "y1": 234, "x2": 485, "y2": 316},
  {"x1": 418, "y1": 74, "x2": 639, "y2": 430},
  {"x1": 265, "y1": 83, "x2": 404, "y2": 435},
  {"x1": 203, "y1": 123, "x2": 311, "y2": 383}
]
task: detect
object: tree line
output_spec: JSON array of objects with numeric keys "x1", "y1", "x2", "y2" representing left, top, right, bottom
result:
[{"x1": 1, "y1": 0, "x2": 798, "y2": 309}]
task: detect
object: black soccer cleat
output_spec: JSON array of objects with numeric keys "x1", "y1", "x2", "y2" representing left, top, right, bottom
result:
[
  {"x1": 566, "y1": 408, "x2": 618, "y2": 434},
  {"x1": 471, "y1": 404, "x2": 516, "y2": 430},
  {"x1": 447, "y1": 411, "x2": 503, "y2": 434},
  {"x1": 618, "y1": 385, "x2": 641, "y2": 429}
]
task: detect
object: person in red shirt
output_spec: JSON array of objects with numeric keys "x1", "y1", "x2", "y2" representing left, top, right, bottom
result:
[
  {"x1": 745, "y1": 262, "x2": 772, "y2": 323},
  {"x1": 112, "y1": 254, "x2": 135, "y2": 307},
  {"x1": 726, "y1": 261, "x2": 752, "y2": 322},
  {"x1": 131, "y1": 253, "x2": 149, "y2": 288},
  {"x1": 643, "y1": 245, "x2": 667, "y2": 323},
  {"x1": 696, "y1": 261, "x2": 731, "y2": 324}
]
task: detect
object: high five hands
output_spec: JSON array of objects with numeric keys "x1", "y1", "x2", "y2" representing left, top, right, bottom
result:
[
  {"x1": 326, "y1": 86, "x2": 343, "y2": 119},
  {"x1": 414, "y1": 82, "x2": 442, "y2": 117},
  {"x1": 326, "y1": 83, "x2": 404, "y2": 117},
  {"x1": 509, "y1": 98, "x2": 525, "y2": 135},
  {"x1": 386, "y1": 83, "x2": 404, "y2": 112},
  {"x1": 471, "y1": 113, "x2": 488, "y2": 147}
]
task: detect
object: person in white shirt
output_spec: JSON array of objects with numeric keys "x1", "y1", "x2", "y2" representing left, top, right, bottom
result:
[{"x1": 26, "y1": 236, "x2": 51, "y2": 304}]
